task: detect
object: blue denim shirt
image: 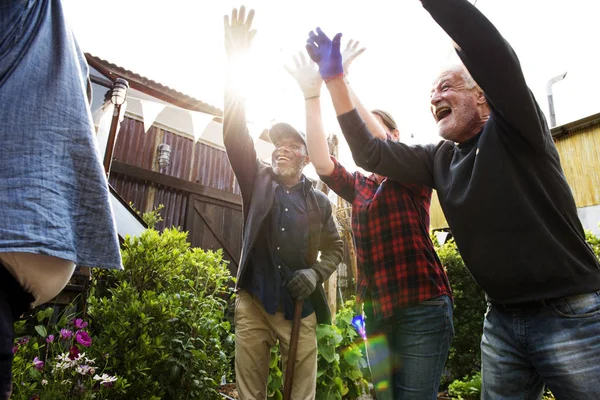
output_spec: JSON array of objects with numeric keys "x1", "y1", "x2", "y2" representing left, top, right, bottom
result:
[
  {"x1": 244, "y1": 178, "x2": 315, "y2": 320},
  {"x1": 0, "y1": 0, "x2": 121, "y2": 270}
]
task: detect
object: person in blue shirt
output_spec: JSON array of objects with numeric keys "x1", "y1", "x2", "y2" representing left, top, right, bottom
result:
[{"x1": 0, "y1": 1, "x2": 122, "y2": 397}]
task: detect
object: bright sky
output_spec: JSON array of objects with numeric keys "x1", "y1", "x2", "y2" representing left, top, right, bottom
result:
[{"x1": 64, "y1": 0, "x2": 600, "y2": 153}]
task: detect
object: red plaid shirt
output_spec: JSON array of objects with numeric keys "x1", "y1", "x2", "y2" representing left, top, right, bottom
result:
[{"x1": 320, "y1": 156, "x2": 452, "y2": 319}]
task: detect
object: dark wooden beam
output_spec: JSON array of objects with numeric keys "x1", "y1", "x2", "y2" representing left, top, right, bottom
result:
[{"x1": 110, "y1": 161, "x2": 242, "y2": 208}]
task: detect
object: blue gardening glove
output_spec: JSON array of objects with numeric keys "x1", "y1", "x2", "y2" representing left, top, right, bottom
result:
[
  {"x1": 286, "y1": 268, "x2": 319, "y2": 301},
  {"x1": 305, "y1": 28, "x2": 343, "y2": 82}
]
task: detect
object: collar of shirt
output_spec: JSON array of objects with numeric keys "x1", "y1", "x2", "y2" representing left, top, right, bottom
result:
[
  {"x1": 367, "y1": 174, "x2": 386, "y2": 186},
  {"x1": 276, "y1": 175, "x2": 313, "y2": 196}
]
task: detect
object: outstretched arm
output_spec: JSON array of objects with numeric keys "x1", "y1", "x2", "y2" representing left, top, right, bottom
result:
[
  {"x1": 284, "y1": 52, "x2": 334, "y2": 176},
  {"x1": 341, "y1": 40, "x2": 388, "y2": 141},
  {"x1": 285, "y1": 51, "x2": 358, "y2": 202},
  {"x1": 306, "y1": 28, "x2": 436, "y2": 186},
  {"x1": 421, "y1": 0, "x2": 548, "y2": 150},
  {"x1": 223, "y1": 6, "x2": 259, "y2": 199}
]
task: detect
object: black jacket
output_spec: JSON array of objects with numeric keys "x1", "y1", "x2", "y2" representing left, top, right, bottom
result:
[{"x1": 223, "y1": 93, "x2": 343, "y2": 324}]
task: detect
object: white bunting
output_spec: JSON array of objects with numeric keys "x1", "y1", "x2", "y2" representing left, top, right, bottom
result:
[
  {"x1": 190, "y1": 111, "x2": 215, "y2": 142},
  {"x1": 140, "y1": 100, "x2": 167, "y2": 133}
]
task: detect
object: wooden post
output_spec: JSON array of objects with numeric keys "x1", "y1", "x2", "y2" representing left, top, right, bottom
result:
[
  {"x1": 325, "y1": 271, "x2": 338, "y2": 323},
  {"x1": 329, "y1": 134, "x2": 359, "y2": 300}
]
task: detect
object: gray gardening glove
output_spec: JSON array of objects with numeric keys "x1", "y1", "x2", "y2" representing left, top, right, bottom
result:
[{"x1": 286, "y1": 269, "x2": 319, "y2": 301}]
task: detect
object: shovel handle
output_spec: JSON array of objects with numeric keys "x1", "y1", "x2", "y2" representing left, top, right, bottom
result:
[{"x1": 283, "y1": 299, "x2": 304, "y2": 400}]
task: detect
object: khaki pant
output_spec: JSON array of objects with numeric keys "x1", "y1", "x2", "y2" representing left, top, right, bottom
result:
[
  {"x1": 0, "y1": 252, "x2": 75, "y2": 307},
  {"x1": 235, "y1": 290, "x2": 317, "y2": 400}
]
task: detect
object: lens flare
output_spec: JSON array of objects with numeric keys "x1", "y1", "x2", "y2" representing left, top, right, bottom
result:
[{"x1": 351, "y1": 315, "x2": 366, "y2": 340}]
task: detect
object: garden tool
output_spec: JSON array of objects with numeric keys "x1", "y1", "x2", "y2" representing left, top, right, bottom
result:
[{"x1": 283, "y1": 299, "x2": 303, "y2": 400}]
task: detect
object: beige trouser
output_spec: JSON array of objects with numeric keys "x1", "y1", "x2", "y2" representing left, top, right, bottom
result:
[
  {"x1": 0, "y1": 252, "x2": 75, "y2": 308},
  {"x1": 235, "y1": 290, "x2": 317, "y2": 400}
]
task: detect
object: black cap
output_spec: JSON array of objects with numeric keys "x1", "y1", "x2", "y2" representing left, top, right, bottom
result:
[{"x1": 268, "y1": 122, "x2": 306, "y2": 146}]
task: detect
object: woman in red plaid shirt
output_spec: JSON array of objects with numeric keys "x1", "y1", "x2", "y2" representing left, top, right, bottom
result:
[{"x1": 286, "y1": 42, "x2": 453, "y2": 400}]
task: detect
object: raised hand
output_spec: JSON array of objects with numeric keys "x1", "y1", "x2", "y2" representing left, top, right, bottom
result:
[
  {"x1": 284, "y1": 51, "x2": 322, "y2": 99},
  {"x1": 341, "y1": 39, "x2": 366, "y2": 76},
  {"x1": 224, "y1": 6, "x2": 257, "y2": 59},
  {"x1": 305, "y1": 28, "x2": 343, "y2": 82}
]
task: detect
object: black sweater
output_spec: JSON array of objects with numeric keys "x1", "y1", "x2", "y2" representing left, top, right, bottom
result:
[{"x1": 337, "y1": 0, "x2": 600, "y2": 303}]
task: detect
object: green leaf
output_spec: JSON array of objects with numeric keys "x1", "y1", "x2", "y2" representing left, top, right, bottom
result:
[
  {"x1": 44, "y1": 307, "x2": 54, "y2": 319},
  {"x1": 34, "y1": 325, "x2": 47, "y2": 338}
]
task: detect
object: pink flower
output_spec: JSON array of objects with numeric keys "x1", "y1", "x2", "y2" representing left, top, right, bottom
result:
[
  {"x1": 46, "y1": 334, "x2": 55, "y2": 343},
  {"x1": 32, "y1": 357, "x2": 44, "y2": 371},
  {"x1": 60, "y1": 329, "x2": 73, "y2": 340},
  {"x1": 71, "y1": 318, "x2": 88, "y2": 330},
  {"x1": 75, "y1": 331, "x2": 92, "y2": 347}
]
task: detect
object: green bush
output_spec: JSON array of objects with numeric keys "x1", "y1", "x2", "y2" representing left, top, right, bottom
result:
[
  {"x1": 585, "y1": 229, "x2": 600, "y2": 259},
  {"x1": 447, "y1": 372, "x2": 481, "y2": 400},
  {"x1": 267, "y1": 299, "x2": 369, "y2": 400},
  {"x1": 87, "y1": 226, "x2": 235, "y2": 400},
  {"x1": 435, "y1": 239, "x2": 486, "y2": 385}
]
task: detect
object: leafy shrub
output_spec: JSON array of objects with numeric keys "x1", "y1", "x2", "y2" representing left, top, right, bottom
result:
[
  {"x1": 585, "y1": 229, "x2": 600, "y2": 259},
  {"x1": 87, "y1": 226, "x2": 235, "y2": 400},
  {"x1": 447, "y1": 372, "x2": 481, "y2": 400},
  {"x1": 11, "y1": 308, "x2": 126, "y2": 399},
  {"x1": 267, "y1": 299, "x2": 369, "y2": 400},
  {"x1": 435, "y1": 239, "x2": 486, "y2": 384}
]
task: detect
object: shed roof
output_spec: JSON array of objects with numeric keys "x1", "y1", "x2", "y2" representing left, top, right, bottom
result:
[
  {"x1": 85, "y1": 53, "x2": 222, "y2": 117},
  {"x1": 551, "y1": 111, "x2": 600, "y2": 138}
]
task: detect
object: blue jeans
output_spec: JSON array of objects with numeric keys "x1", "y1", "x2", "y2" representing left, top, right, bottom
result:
[
  {"x1": 482, "y1": 290, "x2": 600, "y2": 400},
  {"x1": 365, "y1": 295, "x2": 454, "y2": 400}
]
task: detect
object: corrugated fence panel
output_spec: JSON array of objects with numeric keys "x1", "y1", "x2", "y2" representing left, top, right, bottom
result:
[
  {"x1": 152, "y1": 185, "x2": 188, "y2": 231},
  {"x1": 190, "y1": 141, "x2": 240, "y2": 194},
  {"x1": 161, "y1": 130, "x2": 193, "y2": 181},
  {"x1": 113, "y1": 117, "x2": 240, "y2": 195},
  {"x1": 113, "y1": 118, "x2": 160, "y2": 170},
  {"x1": 110, "y1": 173, "x2": 152, "y2": 213},
  {"x1": 555, "y1": 123, "x2": 600, "y2": 208}
]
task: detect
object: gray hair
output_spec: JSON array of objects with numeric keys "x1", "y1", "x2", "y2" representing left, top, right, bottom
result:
[
  {"x1": 460, "y1": 69, "x2": 479, "y2": 90},
  {"x1": 438, "y1": 64, "x2": 482, "y2": 92}
]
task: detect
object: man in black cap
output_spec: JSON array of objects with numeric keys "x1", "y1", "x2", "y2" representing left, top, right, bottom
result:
[{"x1": 223, "y1": 7, "x2": 343, "y2": 399}]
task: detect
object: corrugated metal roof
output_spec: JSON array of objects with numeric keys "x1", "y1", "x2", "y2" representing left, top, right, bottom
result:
[{"x1": 85, "y1": 53, "x2": 222, "y2": 117}]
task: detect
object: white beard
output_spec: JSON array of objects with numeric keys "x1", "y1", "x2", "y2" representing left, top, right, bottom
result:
[{"x1": 273, "y1": 161, "x2": 303, "y2": 179}]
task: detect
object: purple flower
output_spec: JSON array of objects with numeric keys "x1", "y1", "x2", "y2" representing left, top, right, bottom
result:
[
  {"x1": 71, "y1": 318, "x2": 88, "y2": 330},
  {"x1": 60, "y1": 329, "x2": 73, "y2": 340},
  {"x1": 12, "y1": 346, "x2": 18, "y2": 355},
  {"x1": 46, "y1": 334, "x2": 55, "y2": 343},
  {"x1": 18, "y1": 337, "x2": 30, "y2": 345},
  {"x1": 32, "y1": 357, "x2": 44, "y2": 371},
  {"x1": 75, "y1": 331, "x2": 92, "y2": 347}
]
